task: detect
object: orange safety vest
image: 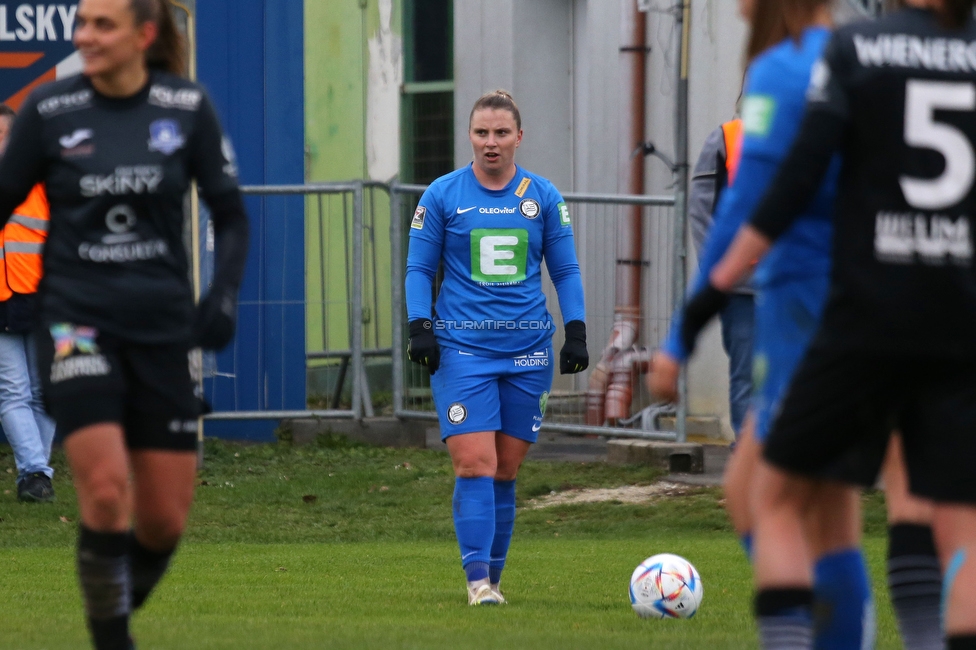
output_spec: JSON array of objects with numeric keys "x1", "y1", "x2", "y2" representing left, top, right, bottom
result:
[
  {"x1": 722, "y1": 119, "x2": 743, "y2": 186},
  {"x1": 0, "y1": 183, "x2": 48, "y2": 301}
]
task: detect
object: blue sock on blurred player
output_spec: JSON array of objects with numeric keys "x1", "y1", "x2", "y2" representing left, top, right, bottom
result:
[
  {"x1": 453, "y1": 476, "x2": 495, "y2": 582},
  {"x1": 489, "y1": 479, "x2": 517, "y2": 584},
  {"x1": 740, "y1": 532, "x2": 753, "y2": 561},
  {"x1": 813, "y1": 549, "x2": 875, "y2": 650}
]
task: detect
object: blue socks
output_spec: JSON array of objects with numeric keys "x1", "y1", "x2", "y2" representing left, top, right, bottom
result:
[
  {"x1": 813, "y1": 549, "x2": 875, "y2": 650},
  {"x1": 490, "y1": 479, "x2": 517, "y2": 584},
  {"x1": 740, "y1": 532, "x2": 753, "y2": 561},
  {"x1": 453, "y1": 477, "x2": 495, "y2": 582}
]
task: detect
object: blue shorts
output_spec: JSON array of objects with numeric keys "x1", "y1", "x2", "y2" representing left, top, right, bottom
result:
[
  {"x1": 430, "y1": 346, "x2": 554, "y2": 443},
  {"x1": 752, "y1": 276, "x2": 829, "y2": 443}
]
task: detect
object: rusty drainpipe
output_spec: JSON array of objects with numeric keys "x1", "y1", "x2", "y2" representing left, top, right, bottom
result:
[{"x1": 586, "y1": 1, "x2": 647, "y2": 425}]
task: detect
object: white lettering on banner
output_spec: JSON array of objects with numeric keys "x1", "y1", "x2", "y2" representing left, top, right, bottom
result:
[
  {"x1": 874, "y1": 212, "x2": 973, "y2": 265},
  {"x1": 15, "y1": 5, "x2": 33, "y2": 41},
  {"x1": 479, "y1": 236, "x2": 519, "y2": 276},
  {"x1": 0, "y1": 5, "x2": 76, "y2": 42}
]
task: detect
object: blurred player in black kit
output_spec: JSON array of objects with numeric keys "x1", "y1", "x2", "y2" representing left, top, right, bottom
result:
[
  {"x1": 683, "y1": 0, "x2": 976, "y2": 647},
  {"x1": 0, "y1": 0, "x2": 249, "y2": 648}
]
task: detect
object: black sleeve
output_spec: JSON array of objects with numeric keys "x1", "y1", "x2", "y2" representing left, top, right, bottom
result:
[
  {"x1": 749, "y1": 32, "x2": 852, "y2": 241},
  {"x1": 0, "y1": 94, "x2": 47, "y2": 226},
  {"x1": 188, "y1": 88, "x2": 248, "y2": 294},
  {"x1": 189, "y1": 91, "x2": 239, "y2": 201},
  {"x1": 204, "y1": 189, "x2": 250, "y2": 295}
]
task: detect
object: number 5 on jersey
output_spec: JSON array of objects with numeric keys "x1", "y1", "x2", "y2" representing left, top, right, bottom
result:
[
  {"x1": 471, "y1": 228, "x2": 528, "y2": 283},
  {"x1": 901, "y1": 79, "x2": 976, "y2": 210}
]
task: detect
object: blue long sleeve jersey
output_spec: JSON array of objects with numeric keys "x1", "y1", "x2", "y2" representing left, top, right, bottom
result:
[
  {"x1": 405, "y1": 164, "x2": 585, "y2": 358},
  {"x1": 663, "y1": 26, "x2": 841, "y2": 362}
]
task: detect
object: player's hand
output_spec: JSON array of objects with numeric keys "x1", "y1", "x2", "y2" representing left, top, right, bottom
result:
[
  {"x1": 192, "y1": 287, "x2": 238, "y2": 351},
  {"x1": 648, "y1": 351, "x2": 680, "y2": 403},
  {"x1": 559, "y1": 320, "x2": 588, "y2": 374},
  {"x1": 407, "y1": 318, "x2": 440, "y2": 374},
  {"x1": 680, "y1": 282, "x2": 729, "y2": 355}
]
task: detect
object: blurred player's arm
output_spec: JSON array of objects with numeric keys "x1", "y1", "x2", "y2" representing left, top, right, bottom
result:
[
  {"x1": 190, "y1": 93, "x2": 251, "y2": 350},
  {"x1": 0, "y1": 95, "x2": 46, "y2": 226},
  {"x1": 712, "y1": 111, "x2": 844, "y2": 291}
]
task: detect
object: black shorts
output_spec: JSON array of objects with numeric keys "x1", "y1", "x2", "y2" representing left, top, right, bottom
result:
[
  {"x1": 764, "y1": 343, "x2": 976, "y2": 503},
  {"x1": 37, "y1": 323, "x2": 201, "y2": 451}
]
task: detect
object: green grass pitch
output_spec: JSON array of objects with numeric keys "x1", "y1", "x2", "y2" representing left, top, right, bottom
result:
[{"x1": 0, "y1": 438, "x2": 901, "y2": 649}]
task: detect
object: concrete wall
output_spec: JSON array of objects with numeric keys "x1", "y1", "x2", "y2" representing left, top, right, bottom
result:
[
  {"x1": 305, "y1": 0, "x2": 397, "y2": 357},
  {"x1": 453, "y1": 0, "x2": 749, "y2": 437}
]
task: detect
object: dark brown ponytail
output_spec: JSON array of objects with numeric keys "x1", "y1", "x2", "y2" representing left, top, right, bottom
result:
[
  {"x1": 469, "y1": 90, "x2": 522, "y2": 131},
  {"x1": 130, "y1": 0, "x2": 186, "y2": 76},
  {"x1": 938, "y1": 0, "x2": 976, "y2": 29},
  {"x1": 746, "y1": 0, "x2": 832, "y2": 66}
]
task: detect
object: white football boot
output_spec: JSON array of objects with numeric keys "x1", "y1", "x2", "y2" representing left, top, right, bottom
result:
[
  {"x1": 490, "y1": 583, "x2": 507, "y2": 604},
  {"x1": 467, "y1": 578, "x2": 500, "y2": 606}
]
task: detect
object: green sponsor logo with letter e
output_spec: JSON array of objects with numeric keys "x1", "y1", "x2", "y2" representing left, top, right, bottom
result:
[
  {"x1": 741, "y1": 95, "x2": 777, "y2": 137},
  {"x1": 470, "y1": 228, "x2": 529, "y2": 283},
  {"x1": 558, "y1": 202, "x2": 571, "y2": 227}
]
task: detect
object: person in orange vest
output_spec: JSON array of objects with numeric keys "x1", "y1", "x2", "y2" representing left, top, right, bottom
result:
[
  {"x1": 687, "y1": 118, "x2": 754, "y2": 442},
  {"x1": 0, "y1": 104, "x2": 56, "y2": 502}
]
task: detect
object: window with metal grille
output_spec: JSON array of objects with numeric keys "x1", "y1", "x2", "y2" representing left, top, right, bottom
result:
[{"x1": 402, "y1": 0, "x2": 454, "y2": 185}]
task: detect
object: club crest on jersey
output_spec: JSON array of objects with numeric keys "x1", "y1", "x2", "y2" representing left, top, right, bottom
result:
[
  {"x1": 411, "y1": 206, "x2": 427, "y2": 230},
  {"x1": 519, "y1": 199, "x2": 541, "y2": 219},
  {"x1": 148, "y1": 119, "x2": 185, "y2": 155}
]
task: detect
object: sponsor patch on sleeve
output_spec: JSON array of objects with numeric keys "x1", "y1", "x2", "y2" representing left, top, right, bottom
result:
[
  {"x1": 558, "y1": 202, "x2": 571, "y2": 227},
  {"x1": 741, "y1": 95, "x2": 777, "y2": 137},
  {"x1": 411, "y1": 206, "x2": 427, "y2": 230}
]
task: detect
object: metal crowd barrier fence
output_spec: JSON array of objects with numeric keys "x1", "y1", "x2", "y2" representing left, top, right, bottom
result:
[
  {"x1": 390, "y1": 183, "x2": 681, "y2": 442},
  {"x1": 204, "y1": 182, "x2": 367, "y2": 421},
  {"x1": 202, "y1": 181, "x2": 685, "y2": 442}
]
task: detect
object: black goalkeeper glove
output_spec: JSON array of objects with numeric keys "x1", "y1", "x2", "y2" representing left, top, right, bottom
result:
[
  {"x1": 407, "y1": 318, "x2": 440, "y2": 375},
  {"x1": 680, "y1": 282, "x2": 729, "y2": 356},
  {"x1": 559, "y1": 320, "x2": 589, "y2": 374},
  {"x1": 192, "y1": 286, "x2": 239, "y2": 351}
]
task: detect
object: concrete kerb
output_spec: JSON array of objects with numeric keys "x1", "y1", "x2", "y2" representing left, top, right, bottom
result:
[{"x1": 607, "y1": 439, "x2": 705, "y2": 474}]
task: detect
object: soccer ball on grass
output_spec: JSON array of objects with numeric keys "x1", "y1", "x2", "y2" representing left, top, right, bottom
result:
[{"x1": 629, "y1": 553, "x2": 703, "y2": 619}]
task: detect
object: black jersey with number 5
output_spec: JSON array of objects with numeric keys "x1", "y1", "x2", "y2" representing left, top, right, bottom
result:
[
  {"x1": 0, "y1": 72, "x2": 239, "y2": 344},
  {"x1": 795, "y1": 8, "x2": 976, "y2": 354}
]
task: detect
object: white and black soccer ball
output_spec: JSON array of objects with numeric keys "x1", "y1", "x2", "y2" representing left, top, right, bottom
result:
[{"x1": 629, "y1": 553, "x2": 703, "y2": 619}]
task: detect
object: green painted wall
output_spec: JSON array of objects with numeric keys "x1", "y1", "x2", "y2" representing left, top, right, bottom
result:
[{"x1": 305, "y1": 0, "x2": 399, "y2": 362}]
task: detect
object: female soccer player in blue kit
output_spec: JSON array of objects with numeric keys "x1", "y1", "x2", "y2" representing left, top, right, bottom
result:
[
  {"x1": 653, "y1": 0, "x2": 877, "y2": 646},
  {"x1": 652, "y1": 1, "x2": 942, "y2": 648},
  {"x1": 405, "y1": 90, "x2": 588, "y2": 605}
]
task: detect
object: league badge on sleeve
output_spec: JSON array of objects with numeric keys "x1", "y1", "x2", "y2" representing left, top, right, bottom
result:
[{"x1": 411, "y1": 206, "x2": 427, "y2": 230}]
